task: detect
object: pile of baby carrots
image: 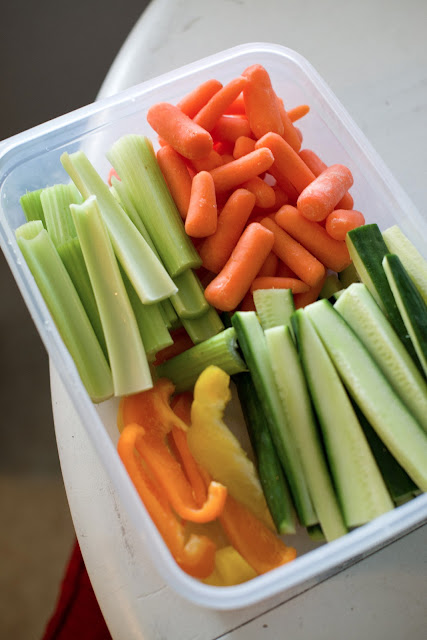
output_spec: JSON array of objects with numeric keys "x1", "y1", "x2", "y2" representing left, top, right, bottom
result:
[{"x1": 145, "y1": 63, "x2": 365, "y2": 314}]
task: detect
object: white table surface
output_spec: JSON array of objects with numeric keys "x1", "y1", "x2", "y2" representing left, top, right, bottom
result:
[{"x1": 52, "y1": 1, "x2": 427, "y2": 638}]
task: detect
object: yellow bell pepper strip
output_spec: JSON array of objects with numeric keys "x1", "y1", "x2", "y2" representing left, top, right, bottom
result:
[
  {"x1": 203, "y1": 546, "x2": 257, "y2": 586},
  {"x1": 187, "y1": 364, "x2": 275, "y2": 530},
  {"x1": 117, "y1": 423, "x2": 216, "y2": 578},
  {"x1": 220, "y1": 494, "x2": 297, "y2": 575},
  {"x1": 119, "y1": 379, "x2": 227, "y2": 524}
]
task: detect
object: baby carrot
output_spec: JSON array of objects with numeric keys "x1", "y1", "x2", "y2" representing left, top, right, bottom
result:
[
  {"x1": 233, "y1": 136, "x2": 256, "y2": 159},
  {"x1": 107, "y1": 167, "x2": 119, "y2": 187},
  {"x1": 294, "y1": 272, "x2": 327, "y2": 309},
  {"x1": 297, "y1": 164, "x2": 354, "y2": 221},
  {"x1": 191, "y1": 149, "x2": 223, "y2": 172},
  {"x1": 239, "y1": 292, "x2": 256, "y2": 311},
  {"x1": 250, "y1": 276, "x2": 310, "y2": 294},
  {"x1": 193, "y1": 76, "x2": 248, "y2": 132},
  {"x1": 209, "y1": 147, "x2": 274, "y2": 193},
  {"x1": 185, "y1": 171, "x2": 218, "y2": 238},
  {"x1": 276, "y1": 98, "x2": 302, "y2": 152},
  {"x1": 211, "y1": 115, "x2": 252, "y2": 143},
  {"x1": 147, "y1": 102, "x2": 213, "y2": 160},
  {"x1": 198, "y1": 188, "x2": 256, "y2": 273},
  {"x1": 260, "y1": 216, "x2": 326, "y2": 288},
  {"x1": 325, "y1": 208, "x2": 365, "y2": 241},
  {"x1": 276, "y1": 260, "x2": 297, "y2": 278},
  {"x1": 299, "y1": 149, "x2": 354, "y2": 210},
  {"x1": 275, "y1": 205, "x2": 352, "y2": 272},
  {"x1": 177, "y1": 79, "x2": 223, "y2": 118},
  {"x1": 257, "y1": 251, "x2": 279, "y2": 277},
  {"x1": 287, "y1": 104, "x2": 310, "y2": 123},
  {"x1": 156, "y1": 145, "x2": 192, "y2": 220},
  {"x1": 204, "y1": 222, "x2": 275, "y2": 311},
  {"x1": 214, "y1": 140, "x2": 235, "y2": 156},
  {"x1": 241, "y1": 176, "x2": 276, "y2": 209},
  {"x1": 242, "y1": 64, "x2": 284, "y2": 139},
  {"x1": 224, "y1": 93, "x2": 246, "y2": 115},
  {"x1": 255, "y1": 132, "x2": 315, "y2": 194}
]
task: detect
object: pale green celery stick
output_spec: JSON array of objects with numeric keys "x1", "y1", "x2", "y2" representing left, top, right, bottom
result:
[
  {"x1": 181, "y1": 307, "x2": 224, "y2": 344},
  {"x1": 170, "y1": 269, "x2": 209, "y2": 319},
  {"x1": 70, "y1": 196, "x2": 152, "y2": 396},
  {"x1": 61, "y1": 150, "x2": 177, "y2": 305},
  {"x1": 57, "y1": 237, "x2": 108, "y2": 360},
  {"x1": 41, "y1": 183, "x2": 80, "y2": 247},
  {"x1": 110, "y1": 178, "x2": 150, "y2": 240},
  {"x1": 155, "y1": 327, "x2": 246, "y2": 393},
  {"x1": 20, "y1": 189, "x2": 46, "y2": 226},
  {"x1": 253, "y1": 288, "x2": 295, "y2": 330},
  {"x1": 15, "y1": 221, "x2": 113, "y2": 403},
  {"x1": 120, "y1": 266, "x2": 173, "y2": 361},
  {"x1": 159, "y1": 298, "x2": 180, "y2": 330},
  {"x1": 106, "y1": 135, "x2": 201, "y2": 277}
]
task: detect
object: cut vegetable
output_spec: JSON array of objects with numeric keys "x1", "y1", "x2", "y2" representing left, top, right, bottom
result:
[
  {"x1": 20, "y1": 189, "x2": 46, "y2": 226},
  {"x1": 304, "y1": 299, "x2": 427, "y2": 491},
  {"x1": 70, "y1": 196, "x2": 152, "y2": 396},
  {"x1": 253, "y1": 288, "x2": 295, "y2": 330},
  {"x1": 383, "y1": 253, "x2": 427, "y2": 377},
  {"x1": 40, "y1": 183, "x2": 81, "y2": 247},
  {"x1": 15, "y1": 220, "x2": 113, "y2": 403},
  {"x1": 232, "y1": 311, "x2": 317, "y2": 527},
  {"x1": 382, "y1": 225, "x2": 427, "y2": 305},
  {"x1": 265, "y1": 324, "x2": 347, "y2": 540},
  {"x1": 292, "y1": 309, "x2": 392, "y2": 528}
]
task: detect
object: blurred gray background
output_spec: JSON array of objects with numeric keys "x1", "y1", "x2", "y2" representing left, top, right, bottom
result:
[{"x1": 0, "y1": 2, "x2": 149, "y2": 638}]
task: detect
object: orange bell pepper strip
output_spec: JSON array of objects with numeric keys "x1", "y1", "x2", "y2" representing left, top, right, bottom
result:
[
  {"x1": 219, "y1": 494, "x2": 297, "y2": 574},
  {"x1": 117, "y1": 423, "x2": 216, "y2": 578},
  {"x1": 119, "y1": 380, "x2": 227, "y2": 524}
]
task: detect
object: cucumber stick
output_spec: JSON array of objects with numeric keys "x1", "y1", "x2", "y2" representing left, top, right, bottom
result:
[
  {"x1": 253, "y1": 288, "x2": 295, "y2": 330},
  {"x1": 346, "y1": 224, "x2": 419, "y2": 364},
  {"x1": 292, "y1": 310, "x2": 393, "y2": 528},
  {"x1": 382, "y1": 225, "x2": 427, "y2": 305},
  {"x1": 233, "y1": 372, "x2": 296, "y2": 534},
  {"x1": 305, "y1": 299, "x2": 427, "y2": 492},
  {"x1": 383, "y1": 253, "x2": 427, "y2": 377},
  {"x1": 334, "y1": 283, "x2": 427, "y2": 432},
  {"x1": 232, "y1": 311, "x2": 317, "y2": 527},
  {"x1": 265, "y1": 325, "x2": 347, "y2": 540}
]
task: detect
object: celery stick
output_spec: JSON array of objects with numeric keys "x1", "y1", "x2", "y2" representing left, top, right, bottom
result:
[
  {"x1": 170, "y1": 269, "x2": 209, "y2": 319},
  {"x1": 110, "y1": 178, "x2": 150, "y2": 240},
  {"x1": 155, "y1": 327, "x2": 246, "y2": 392},
  {"x1": 15, "y1": 221, "x2": 113, "y2": 403},
  {"x1": 57, "y1": 237, "x2": 108, "y2": 360},
  {"x1": 159, "y1": 298, "x2": 180, "y2": 330},
  {"x1": 181, "y1": 306, "x2": 224, "y2": 344},
  {"x1": 107, "y1": 135, "x2": 201, "y2": 277},
  {"x1": 70, "y1": 196, "x2": 152, "y2": 396},
  {"x1": 20, "y1": 189, "x2": 46, "y2": 226},
  {"x1": 61, "y1": 150, "x2": 177, "y2": 304},
  {"x1": 41, "y1": 183, "x2": 81, "y2": 248},
  {"x1": 120, "y1": 266, "x2": 173, "y2": 360}
]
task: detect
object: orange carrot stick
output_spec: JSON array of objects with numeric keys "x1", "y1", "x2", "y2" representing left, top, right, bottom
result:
[
  {"x1": 275, "y1": 205, "x2": 352, "y2": 272},
  {"x1": 242, "y1": 64, "x2": 284, "y2": 139},
  {"x1": 209, "y1": 147, "x2": 274, "y2": 193},
  {"x1": 156, "y1": 145, "x2": 192, "y2": 220},
  {"x1": 204, "y1": 222, "x2": 275, "y2": 311},
  {"x1": 257, "y1": 251, "x2": 279, "y2": 277},
  {"x1": 224, "y1": 93, "x2": 246, "y2": 115},
  {"x1": 325, "y1": 208, "x2": 365, "y2": 241},
  {"x1": 191, "y1": 149, "x2": 223, "y2": 173},
  {"x1": 276, "y1": 97, "x2": 302, "y2": 152},
  {"x1": 198, "y1": 188, "x2": 256, "y2": 273},
  {"x1": 185, "y1": 171, "x2": 218, "y2": 238},
  {"x1": 241, "y1": 176, "x2": 276, "y2": 209},
  {"x1": 250, "y1": 276, "x2": 310, "y2": 294},
  {"x1": 276, "y1": 260, "x2": 298, "y2": 278},
  {"x1": 299, "y1": 149, "x2": 354, "y2": 210},
  {"x1": 260, "y1": 216, "x2": 326, "y2": 287},
  {"x1": 147, "y1": 102, "x2": 213, "y2": 160},
  {"x1": 287, "y1": 104, "x2": 310, "y2": 122},
  {"x1": 193, "y1": 76, "x2": 248, "y2": 132},
  {"x1": 211, "y1": 115, "x2": 252, "y2": 143},
  {"x1": 294, "y1": 272, "x2": 328, "y2": 309},
  {"x1": 177, "y1": 79, "x2": 223, "y2": 118},
  {"x1": 233, "y1": 135, "x2": 256, "y2": 159},
  {"x1": 214, "y1": 139, "x2": 235, "y2": 156},
  {"x1": 255, "y1": 132, "x2": 315, "y2": 194},
  {"x1": 219, "y1": 494, "x2": 296, "y2": 575},
  {"x1": 297, "y1": 164, "x2": 354, "y2": 222},
  {"x1": 239, "y1": 292, "x2": 256, "y2": 311}
]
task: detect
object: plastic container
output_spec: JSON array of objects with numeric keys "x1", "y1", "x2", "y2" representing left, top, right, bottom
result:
[{"x1": 1, "y1": 42, "x2": 426, "y2": 611}]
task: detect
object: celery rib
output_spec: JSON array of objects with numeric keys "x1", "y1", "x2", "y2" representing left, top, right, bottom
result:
[
  {"x1": 70, "y1": 196, "x2": 152, "y2": 396},
  {"x1": 40, "y1": 183, "x2": 81, "y2": 248},
  {"x1": 15, "y1": 221, "x2": 113, "y2": 403}
]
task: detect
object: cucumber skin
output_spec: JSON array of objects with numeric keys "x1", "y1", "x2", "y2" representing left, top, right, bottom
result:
[
  {"x1": 233, "y1": 372, "x2": 296, "y2": 535},
  {"x1": 346, "y1": 224, "x2": 420, "y2": 366}
]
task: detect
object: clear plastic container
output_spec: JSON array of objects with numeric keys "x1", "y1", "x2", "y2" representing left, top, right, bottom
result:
[{"x1": 1, "y1": 42, "x2": 426, "y2": 611}]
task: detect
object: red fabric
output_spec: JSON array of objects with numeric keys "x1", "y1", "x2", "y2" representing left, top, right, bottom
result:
[{"x1": 42, "y1": 540, "x2": 112, "y2": 640}]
